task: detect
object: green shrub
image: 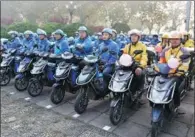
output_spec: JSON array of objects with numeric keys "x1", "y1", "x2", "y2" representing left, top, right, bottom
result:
[
  {"x1": 40, "y1": 23, "x2": 64, "y2": 35},
  {"x1": 1, "y1": 27, "x2": 9, "y2": 39},
  {"x1": 112, "y1": 23, "x2": 130, "y2": 33},
  {"x1": 1, "y1": 22, "x2": 95, "y2": 38},
  {"x1": 62, "y1": 23, "x2": 84, "y2": 37},
  {"x1": 7, "y1": 21, "x2": 38, "y2": 33}
]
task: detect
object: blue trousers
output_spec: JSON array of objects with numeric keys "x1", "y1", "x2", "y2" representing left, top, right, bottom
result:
[{"x1": 103, "y1": 66, "x2": 113, "y2": 77}]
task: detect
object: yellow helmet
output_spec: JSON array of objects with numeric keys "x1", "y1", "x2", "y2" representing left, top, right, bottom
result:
[
  {"x1": 161, "y1": 33, "x2": 169, "y2": 39},
  {"x1": 169, "y1": 31, "x2": 182, "y2": 39}
]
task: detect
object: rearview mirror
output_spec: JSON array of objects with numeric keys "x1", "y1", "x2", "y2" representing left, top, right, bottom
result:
[
  {"x1": 180, "y1": 54, "x2": 191, "y2": 60},
  {"x1": 133, "y1": 50, "x2": 143, "y2": 55}
]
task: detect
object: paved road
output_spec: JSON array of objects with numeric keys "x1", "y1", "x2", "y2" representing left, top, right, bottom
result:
[{"x1": 1, "y1": 80, "x2": 194, "y2": 137}]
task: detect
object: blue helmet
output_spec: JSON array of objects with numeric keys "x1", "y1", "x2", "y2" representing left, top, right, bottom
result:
[
  {"x1": 112, "y1": 29, "x2": 117, "y2": 34},
  {"x1": 8, "y1": 30, "x2": 19, "y2": 36},
  {"x1": 78, "y1": 26, "x2": 88, "y2": 32},
  {"x1": 54, "y1": 29, "x2": 64, "y2": 36},
  {"x1": 24, "y1": 30, "x2": 33, "y2": 35},
  {"x1": 102, "y1": 28, "x2": 113, "y2": 35},
  {"x1": 68, "y1": 37, "x2": 74, "y2": 42}
]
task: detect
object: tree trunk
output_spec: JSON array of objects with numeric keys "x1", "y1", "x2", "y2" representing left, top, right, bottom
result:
[{"x1": 70, "y1": 12, "x2": 73, "y2": 24}]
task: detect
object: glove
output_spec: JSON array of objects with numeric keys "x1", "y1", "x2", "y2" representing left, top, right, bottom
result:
[
  {"x1": 98, "y1": 60, "x2": 105, "y2": 65},
  {"x1": 76, "y1": 45, "x2": 83, "y2": 51},
  {"x1": 102, "y1": 47, "x2": 108, "y2": 53},
  {"x1": 56, "y1": 45, "x2": 60, "y2": 49},
  {"x1": 99, "y1": 64, "x2": 105, "y2": 71},
  {"x1": 33, "y1": 44, "x2": 38, "y2": 48},
  {"x1": 135, "y1": 67, "x2": 143, "y2": 76}
]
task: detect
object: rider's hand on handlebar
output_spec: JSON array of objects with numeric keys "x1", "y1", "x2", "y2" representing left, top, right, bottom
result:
[
  {"x1": 102, "y1": 47, "x2": 108, "y2": 53},
  {"x1": 56, "y1": 45, "x2": 60, "y2": 49},
  {"x1": 76, "y1": 45, "x2": 83, "y2": 50},
  {"x1": 135, "y1": 67, "x2": 142, "y2": 76},
  {"x1": 168, "y1": 73, "x2": 182, "y2": 77}
]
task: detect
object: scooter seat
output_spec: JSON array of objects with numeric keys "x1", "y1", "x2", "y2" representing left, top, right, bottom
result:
[
  {"x1": 84, "y1": 55, "x2": 98, "y2": 64},
  {"x1": 49, "y1": 53, "x2": 61, "y2": 59},
  {"x1": 47, "y1": 62, "x2": 56, "y2": 67},
  {"x1": 62, "y1": 52, "x2": 74, "y2": 60}
]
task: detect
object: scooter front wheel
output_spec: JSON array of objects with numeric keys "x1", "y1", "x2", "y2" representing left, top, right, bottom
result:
[
  {"x1": 151, "y1": 122, "x2": 159, "y2": 137},
  {"x1": 74, "y1": 87, "x2": 89, "y2": 114},
  {"x1": 27, "y1": 78, "x2": 43, "y2": 97},
  {"x1": 109, "y1": 99, "x2": 123, "y2": 125},
  {"x1": 50, "y1": 86, "x2": 65, "y2": 104},
  {"x1": 15, "y1": 77, "x2": 28, "y2": 91}
]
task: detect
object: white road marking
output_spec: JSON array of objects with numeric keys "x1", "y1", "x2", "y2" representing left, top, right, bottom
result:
[
  {"x1": 72, "y1": 114, "x2": 80, "y2": 118},
  {"x1": 24, "y1": 97, "x2": 31, "y2": 101},
  {"x1": 103, "y1": 126, "x2": 111, "y2": 131},
  {"x1": 45, "y1": 105, "x2": 52, "y2": 109},
  {"x1": 9, "y1": 92, "x2": 15, "y2": 95}
]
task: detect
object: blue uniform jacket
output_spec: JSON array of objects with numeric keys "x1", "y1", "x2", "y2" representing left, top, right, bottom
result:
[
  {"x1": 54, "y1": 37, "x2": 69, "y2": 55},
  {"x1": 98, "y1": 39, "x2": 118, "y2": 67},
  {"x1": 8, "y1": 37, "x2": 22, "y2": 49},
  {"x1": 74, "y1": 36, "x2": 92, "y2": 56},
  {"x1": 37, "y1": 38, "x2": 51, "y2": 52},
  {"x1": 22, "y1": 35, "x2": 36, "y2": 51}
]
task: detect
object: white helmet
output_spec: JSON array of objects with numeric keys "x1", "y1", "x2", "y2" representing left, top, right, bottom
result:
[
  {"x1": 128, "y1": 29, "x2": 141, "y2": 38},
  {"x1": 119, "y1": 54, "x2": 133, "y2": 67},
  {"x1": 169, "y1": 31, "x2": 182, "y2": 39},
  {"x1": 37, "y1": 28, "x2": 47, "y2": 36}
]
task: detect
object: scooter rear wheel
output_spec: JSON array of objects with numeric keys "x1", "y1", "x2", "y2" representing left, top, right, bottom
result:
[
  {"x1": 27, "y1": 78, "x2": 43, "y2": 97},
  {"x1": 50, "y1": 86, "x2": 65, "y2": 104}
]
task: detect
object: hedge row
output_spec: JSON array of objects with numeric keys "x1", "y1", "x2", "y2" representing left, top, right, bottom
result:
[
  {"x1": 0, "y1": 22, "x2": 93, "y2": 38},
  {"x1": 1, "y1": 21, "x2": 130, "y2": 39}
]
